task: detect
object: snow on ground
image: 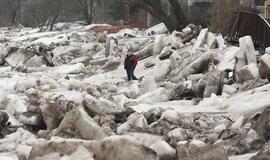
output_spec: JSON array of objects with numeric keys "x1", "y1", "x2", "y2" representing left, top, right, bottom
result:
[
  {"x1": 84, "y1": 56, "x2": 156, "y2": 85},
  {"x1": 11, "y1": 31, "x2": 58, "y2": 42},
  {"x1": 0, "y1": 153, "x2": 19, "y2": 160},
  {"x1": 224, "y1": 84, "x2": 270, "y2": 117},
  {"x1": 32, "y1": 34, "x2": 68, "y2": 46},
  {"x1": 130, "y1": 100, "x2": 224, "y2": 113}
]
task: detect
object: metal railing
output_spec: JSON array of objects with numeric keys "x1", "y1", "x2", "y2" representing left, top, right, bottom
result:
[{"x1": 227, "y1": 11, "x2": 270, "y2": 51}]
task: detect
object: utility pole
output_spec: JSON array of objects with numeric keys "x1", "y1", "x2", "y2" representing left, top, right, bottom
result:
[
  {"x1": 123, "y1": 0, "x2": 130, "y2": 25},
  {"x1": 266, "y1": 0, "x2": 270, "y2": 19}
]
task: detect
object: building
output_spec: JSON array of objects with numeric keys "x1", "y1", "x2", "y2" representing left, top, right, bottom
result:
[{"x1": 254, "y1": 0, "x2": 267, "y2": 16}]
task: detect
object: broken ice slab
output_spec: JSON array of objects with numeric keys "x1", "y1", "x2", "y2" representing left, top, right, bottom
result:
[
  {"x1": 239, "y1": 35, "x2": 255, "y2": 51},
  {"x1": 223, "y1": 84, "x2": 270, "y2": 117},
  {"x1": 177, "y1": 140, "x2": 228, "y2": 160},
  {"x1": 4, "y1": 48, "x2": 35, "y2": 67},
  {"x1": 266, "y1": 47, "x2": 270, "y2": 55},
  {"x1": 217, "y1": 46, "x2": 240, "y2": 71},
  {"x1": 29, "y1": 136, "x2": 158, "y2": 160},
  {"x1": 145, "y1": 23, "x2": 168, "y2": 35},
  {"x1": 259, "y1": 54, "x2": 270, "y2": 79},
  {"x1": 236, "y1": 63, "x2": 259, "y2": 83},
  {"x1": 193, "y1": 28, "x2": 208, "y2": 52}
]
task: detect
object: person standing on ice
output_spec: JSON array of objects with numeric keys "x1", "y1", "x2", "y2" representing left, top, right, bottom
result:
[{"x1": 124, "y1": 49, "x2": 138, "y2": 81}]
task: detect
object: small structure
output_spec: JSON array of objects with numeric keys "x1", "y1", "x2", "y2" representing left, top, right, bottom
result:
[{"x1": 227, "y1": 11, "x2": 270, "y2": 51}]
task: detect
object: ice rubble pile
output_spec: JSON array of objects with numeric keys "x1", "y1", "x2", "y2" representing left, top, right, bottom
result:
[{"x1": 0, "y1": 22, "x2": 270, "y2": 160}]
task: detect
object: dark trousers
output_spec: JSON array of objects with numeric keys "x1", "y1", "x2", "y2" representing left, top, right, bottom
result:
[{"x1": 126, "y1": 68, "x2": 137, "y2": 81}]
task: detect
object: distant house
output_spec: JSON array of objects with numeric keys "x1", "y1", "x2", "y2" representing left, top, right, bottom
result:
[{"x1": 254, "y1": 0, "x2": 267, "y2": 16}]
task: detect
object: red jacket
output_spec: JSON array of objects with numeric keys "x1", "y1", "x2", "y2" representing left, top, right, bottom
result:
[{"x1": 124, "y1": 54, "x2": 138, "y2": 70}]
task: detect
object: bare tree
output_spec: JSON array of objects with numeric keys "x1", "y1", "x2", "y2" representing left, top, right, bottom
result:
[
  {"x1": 29, "y1": 0, "x2": 65, "y2": 31},
  {"x1": 1, "y1": 0, "x2": 22, "y2": 26},
  {"x1": 0, "y1": 0, "x2": 126, "y2": 27},
  {"x1": 11, "y1": 0, "x2": 21, "y2": 26},
  {"x1": 78, "y1": 0, "x2": 95, "y2": 24},
  {"x1": 210, "y1": 0, "x2": 240, "y2": 34},
  {"x1": 210, "y1": 0, "x2": 258, "y2": 34},
  {"x1": 49, "y1": 0, "x2": 65, "y2": 31},
  {"x1": 138, "y1": 0, "x2": 187, "y2": 32},
  {"x1": 30, "y1": 0, "x2": 50, "y2": 29},
  {"x1": 77, "y1": 0, "x2": 107, "y2": 24}
]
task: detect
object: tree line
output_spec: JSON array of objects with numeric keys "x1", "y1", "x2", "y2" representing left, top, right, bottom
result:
[
  {"x1": 0, "y1": 0, "x2": 261, "y2": 33},
  {"x1": 0, "y1": 0, "x2": 125, "y2": 30}
]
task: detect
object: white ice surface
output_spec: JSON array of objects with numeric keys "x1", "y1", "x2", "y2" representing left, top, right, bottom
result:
[
  {"x1": 0, "y1": 153, "x2": 19, "y2": 160},
  {"x1": 223, "y1": 84, "x2": 270, "y2": 117},
  {"x1": 84, "y1": 56, "x2": 156, "y2": 85},
  {"x1": 229, "y1": 152, "x2": 257, "y2": 160},
  {"x1": 218, "y1": 46, "x2": 240, "y2": 71},
  {"x1": 11, "y1": 31, "x2": 58, "y2": 42},
  {"x1": 32, "y1": 34, "x2": 68, "y2": 46},
  {"x1": 130, "y1": 99, "x2": 223, "y2": 113}
]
